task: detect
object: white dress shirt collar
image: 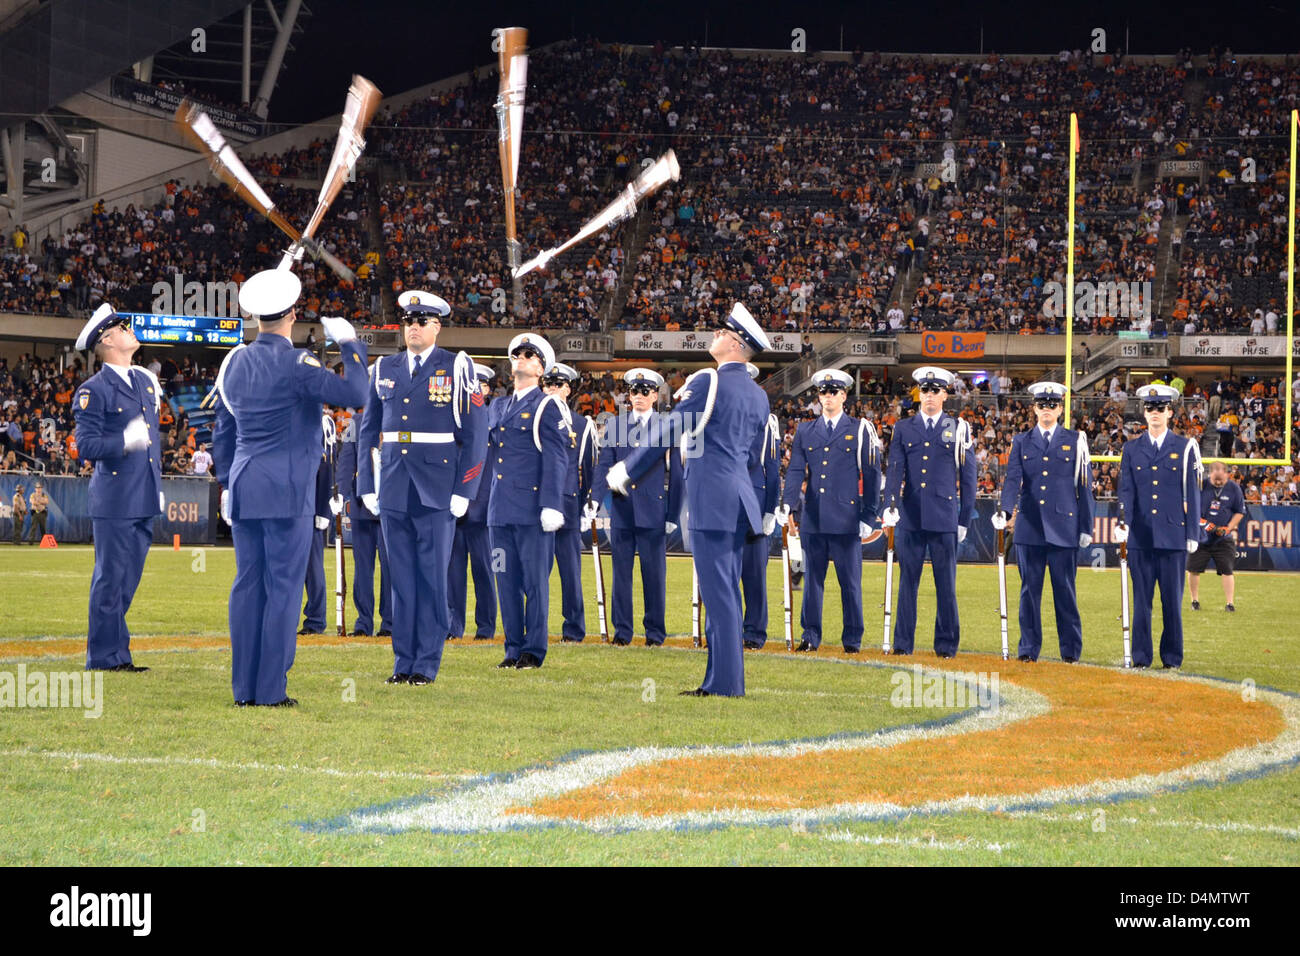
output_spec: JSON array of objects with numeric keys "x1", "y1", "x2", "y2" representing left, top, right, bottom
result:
[
  {"x1": 823, "y1": 412, "x2": 843, "y2": 431},
  {"x1": 408, "y1": 343, "x2": 436, "y2": 374},
  {"x1": 512, "y1": 384, "x2": 538, "y2": 403},
  {"x1": 104, "y1": 362, "x2": 134, "y2": 384}
]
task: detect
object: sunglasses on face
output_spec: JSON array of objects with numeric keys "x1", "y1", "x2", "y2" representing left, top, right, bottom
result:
[
  {"x1": 105, "y1": 319, "x2": 133, "y2": 335},
  {"x1": 512, "y1": 346, "x2": 541, "y2": 361},
  {"x1": 817, "y1": 385, "x2": 845, "y2": 395},
  {"x1": 542, "y1": 377, "x2": 568, "y2": 387},
  {"x1": 402, "y1": 314, "x2": 440, "y2": 327},
  {"x1": 1034, "y1": 399, "x2": 1062, "y2": 409},
  {"x1": 1144, "y1": 402, "x2": 1171, "y2": 412},
  {"x1": 919, "y1": 384, "x2": 945, "y2": 394},
  {"x1": 628, "y1": 384, "x2": 657, "y2": 396}
]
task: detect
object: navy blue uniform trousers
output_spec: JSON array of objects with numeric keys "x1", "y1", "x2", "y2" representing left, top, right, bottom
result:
[
  {"x1": 492, "y1": 523, "x2": 554, "y2": 663},
  {"x1": 229, "y1": 516, "x2": 313, "y2": 704},
  {"x1": 448, "y1": 521, "x2": 496, "y2": 639},
  {"x1": 800, "y1": 531, "x2": 863, "y2": 650},
  {"x1": 694, "y1": 521, "x2": 747, "y2": 696},
  {"x1": 610, "y1": 525, "x2": 667, "y2": 644},
  {"x1": 893, "y1": 528, "x2": 960, "y2": 656},
  {"x1": 86, "y1": 516, "x2": 153, "y2": 669},
  {"x1": 382, "y1": 492, "x2": 454, "y2": 680},
  {"x1": 1128, "y1": 547, "x2": 1186, "y2": 668},
  {"x1": 1015, "y1": 543, "x2": 1082, "y2": 661},
  {"x1": 351, "y1": 518, "x2": 391, "y2": 635},
  {"x1": 741, "y1": 534, "x2": 770, "y2": 647},
  {"x1": 552, "y1": 525, "x2": 585, "y2": 640}
]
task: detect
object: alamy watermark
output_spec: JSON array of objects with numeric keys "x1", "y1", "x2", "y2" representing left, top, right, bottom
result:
[
  {"x1": 594, "y1": 411, "x2": 708, "y2": 460},
  {"x1": 151, "y1": 273, "x2": 241, "y2": 317},
  {"x1": 889, "y1": 664, "x2": 1000, "y2": 717},
  {"x1": 1041, "y1": 280, "x2": 1152, "y2": 321},
  {"x1": 0, "y1": 665, "x2": 103, "y2": 718}
]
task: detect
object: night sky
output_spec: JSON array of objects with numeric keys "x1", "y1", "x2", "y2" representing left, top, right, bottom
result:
[{"x1": 266, "y1": 0, "x2": 1297, "y2": 124}]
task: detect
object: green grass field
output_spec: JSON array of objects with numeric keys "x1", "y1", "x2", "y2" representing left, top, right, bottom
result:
[{"x1": 1, "y1": 543, "x2": 1297, "y2": 865}]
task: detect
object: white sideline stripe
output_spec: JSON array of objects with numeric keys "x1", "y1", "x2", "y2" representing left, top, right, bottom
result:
[
  {"x1": 1009, "y1": 810, "x2": 1300, "y2": 839},
  {"x1": 819, "y1": 828, "x2": 1011, "y2": 853},
  {"x1": 0, "y1": 747, "x2": 471, "y2": 783}
]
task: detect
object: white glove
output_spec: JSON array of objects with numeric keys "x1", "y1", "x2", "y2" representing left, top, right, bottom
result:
[
  {"x1": 580, "y1": 500, "x2": 597, "y2": 533},
  {"x1": 957, "y1": 525, "x2": 968, "y2": 543},
  {"x1": 362, "y1": 492, "x2": 380, "y2": 516},
  {"x1": 859, "y1": 521, "x2": 873, "y2": 539},
  {"x1": 1079, "y1": 533, "x2": 1093, "y2": 548},
  {"x1": 449, "y1": 494, "x2": 469, "y2": 518},
  {"x1": 991, "y1": 510, "x2": 1008, "y2": 530},
  {"x1": 540, "y1": 507, "x2": 564, "y2": 532},
  {"x1": 220, "y1": 489, "x2": 231, "y2": 525},
  {"x1": 881, "y1": 507, "x2": 900, "y2": 528},
  {"x1": 1113, "y1": 523, "x2": 1128, "y2": 544},
  {"x1": 774, "y1": 504, "x2": 790, "y2": 528},
  {"x1": 159, "y1": 492, "x2": 166, "y2": 512},
  {"x1": 1187, "y1": 539, "x2": 1198, "y2": 554},
  {"x1": 123, "y1": 415, "x2": 150, "y2": 452},
  {"x1": 606, "y1": 461, "x2": 631, "y2": 496},
  {"x1": 320, "y1": 316, "x2": 357, "y2": 344},
  {"x1": 666, "y1": 521, "x2": 677, "y2": 535},
  {"x1": 329, "y1": 494, "x2": 344, "y2": 516},
  {"x1": 580, "y1": 512, "x2": 593, "y2": 533},
  {"x1": 763, "y1": 513, "x2": 777, "y2": 536},
  {"x1": 315, "y1": 515, "x2": 330, "y2": 531}
]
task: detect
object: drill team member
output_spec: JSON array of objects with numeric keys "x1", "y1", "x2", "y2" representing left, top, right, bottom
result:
[
  {"x1": 337, "y1": 414, "x2": 392, "y2": 636},
  {"x1": 1187, "y1": 461, "x2": 1245, "y2": 612},
  {"x1": 543, "y1": 363, "x2": 595, "y2": 643},
  {"x1": 212, "y1": 270, "x2": 369, "y2": 705},
  {"x1": 447, "y1": 363, "x2": 498, "y2": 641},
  {"x1": 612, "y1": 304, "x2": 772, "y2": 696},
  {"x1": 299, "y1": 443, "x2": 334, "y2": 635},
  {"x1": 356, "y1": 290, "x2": 486, "y2": 686},
  {"x1": 1114, "y1": 383, "x2": 1202, "y2": 669},
  {"x1": 588, "y1": 367, "x2": 682, "y2": 646},
  {"x1": 72, "y1": 302, "x2": 163, "y2": 672},
  {"x1": 486, "y1": 333, "x2": 569, "y2": 669},
  {"x1": 776, "y1": 369, "x2": 881, "y2": 653},
  {"x1": 993, "y1": 381, "x2": 1095, "y2": 662},
  {"x1": 742, "y1": 363, "x2": 781, "y2": 650},
  {"x1": 880, "y1": 367, "x2": 976, "y2": 657}
]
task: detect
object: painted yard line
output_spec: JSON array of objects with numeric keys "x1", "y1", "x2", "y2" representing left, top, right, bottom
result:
[
  {"x1": 1007, "y1": 810, "x2": 1300, "y2": 840},
  {"x1": 0, "y1": 747, "x2": 472, "y2": 783},
  {"x1": 317, "y1": 668, "x2": 1044, "y2": 835},
  {"x1": 817, "y1": 828, "x2": 1011, "y2": 853}
]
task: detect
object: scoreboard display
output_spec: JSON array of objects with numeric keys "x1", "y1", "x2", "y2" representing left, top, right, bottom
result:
[{"x1": 126, "y1": 313, "x2": 245, "y2": 347}]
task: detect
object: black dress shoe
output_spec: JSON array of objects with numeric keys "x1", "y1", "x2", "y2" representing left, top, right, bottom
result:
[
  {"x1": 743, "y1": 641, "x2": 763, "y2": 650},
  {"x1": 888, "y1": 648, "x2": 912, "y2": 656},
  {"x1": 611, "y1": 637, "x2": 631, "y2": 646},
  {"x1": 1061, "y1": 657, "x2": 1079, "y2": 664},
  {"x1": 679, "y1": 688, "x2": 710, "y2": 697},
  {"x1": 473, "y1": 634, "x2": 494, "y2": 641},
  {"x1": 377, "y1": 628, "x2": 392, "y2": 638},
  {"x1": 298, "y1": 626, "x2": 323, "y2": 636},
  {"x1": 234, "y1": 699, "x2": 254, "y2": 707},
  {"x1": 1161, "y1": 663, "x2": 1181, "y2": 670},
  {"x1": 936, "y1": 651, "x2": 956, "y2": 659},
  {"x1": 843, "y1": 646, "x2": 860, "y2": 655},
  {"x1": 515, "y1": 653, "x2": 543, "y2": 669},
  {"x1": 265, "y1": 697, "x2": 298, "y2": 707},
  {"x1": 1018, "y1": 654, "x2": 1035, "y2": 663},
  {"x1": 497, "y1": 657, "x2": 519, "y2": 669},
  {"x1": 645, "y1": 640, "x2": 663, "y2": 647},
  {"x1": 408, "y1": 673, "x2": 435, "y2": 685},
  {"x1": 385, "y1": 673, "x2": 411, "y2": 684},
  {"x1": 110, "y1": 663, "x2": 150, "y2": 672},
  {"x1": 350, "y1": 630, "x2": 372, "y2": 637},
  {"x1": 561, "y1": 636, "x2": 582, "y2": 643},
  {"x1": 794, "y1": 640, "x2": 815, "y2": 653},
  {"x1": 1133, "y1": 662, "x2": 1151, "y2": 669}
]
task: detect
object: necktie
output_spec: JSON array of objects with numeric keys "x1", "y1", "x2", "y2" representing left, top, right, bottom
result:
[
  {"x1": 926, "y1": 417, "x2": 936, "y2": 435},
  {"x1": 411, "y1": 354, "x2": 422, "y2": 378},
  {"x1": 1042, "y1": 429, "x2": 1052, "y2": 444}
]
